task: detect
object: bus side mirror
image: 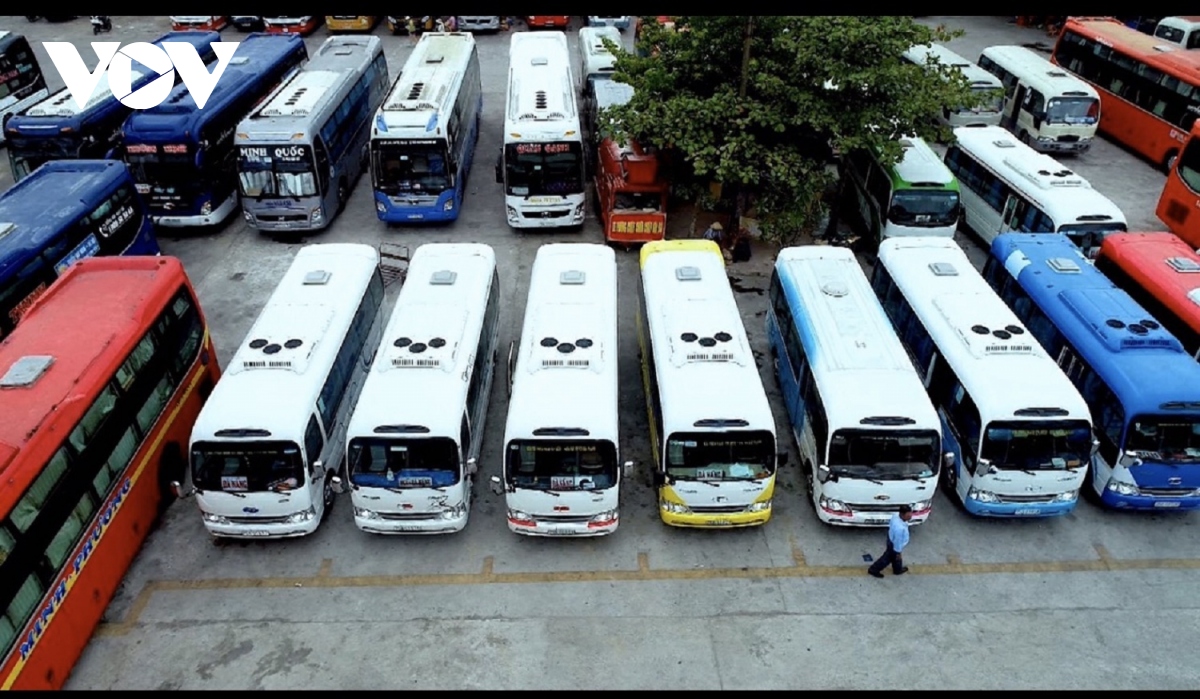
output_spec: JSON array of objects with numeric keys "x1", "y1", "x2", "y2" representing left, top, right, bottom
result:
[
  {"x1": 942, "y1": 452, "x2": 955, "y2": 470},
  {"x1": 467, "y1": 457, "x2": 478, "y2": 475},
  {"x1": 622, "y1": 460, "x2": 633, "y2": 476},
  {"x1": 816, "y1": 464, "x2": 832, "y2": 484},
  {"x1": 507, "y1": 340, "x2": 517, "y2": 396},
  {"x1": 1032, "y1": 112, "x2": 1044, "y2": 129},
  {"x1": 652, "y1": 471, "x2": 666, "y2": 487},
  {"x1": 1091, "y1": 439, "x2": 1101, "y2": 457},
  {"x1": 331, "y1": 475, "x2": 346, "y2": 494},
  {"x1": 777, "y1": 452, "x2": 790, "y2": 467},
  {"x1": 489, "y1": 475, "x2": 504, "y2": 495},
  {"x1": 170, "y1": 481, "x2": 196, "y2": 499},
  {"x1": 495, "y1": 152, "x2": 503, "y2": 184}
]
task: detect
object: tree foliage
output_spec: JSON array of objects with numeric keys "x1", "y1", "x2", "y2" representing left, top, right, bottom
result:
[{"x1": 603, "y1": 16, "x2": 979, "y2": 243}]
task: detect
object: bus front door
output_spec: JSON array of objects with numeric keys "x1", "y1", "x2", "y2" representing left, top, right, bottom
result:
[
  {"x1": 1000, "y1": 195, "x2": 1020, "y2": 234},
  {"x1": 1008, "y1": 84, "x2": 1027, "y2": 131}
]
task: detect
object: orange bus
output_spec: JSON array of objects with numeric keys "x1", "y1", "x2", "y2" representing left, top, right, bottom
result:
[
  {"x1": 1051, "y1": 16, "x2": 1200, "y2": 171},
  {"x1": 590, "y1": 82, "x2": 668, "y2": 247},
  {"x1": 1095, "y1": 231, "x2": 1200, "y2": 360},
  {"x1": 1157, "y1": 122, "x2": 1200, "y2": 246},
  {"x1": 0, "y1": 256, "x2": 220, "y2": 689}
]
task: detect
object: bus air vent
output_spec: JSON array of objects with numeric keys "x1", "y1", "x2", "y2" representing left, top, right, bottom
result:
[
  {"x1": 686, "y1": 351, "x2": 736, "y2": 363},
  {"x1": 532, "y1": 57, "x2": 549, "y2": 66},
  {"x1": 993, "y1": 139, "x2": 1016, "y2": 148},
  {"x1": 542, "y1": 358, "x2": 591, "y2": 368},
  {"x1": 929, "y1": 262, "x2": 958, "y2": 276},
  {"x1": 821, "y1": 280, "x2": 849, "y2": 297},
  {"x1": 1046, "y1": 257, "x2": 1082, "y2": 274},
  {"x1": 560, "y1": 270, "x2": 586, "y2": 285},
  {"x1": 1166, "y1": 257, "x2": 1200, "y2": 273},
  {"x1": 535, "y1": 91, "x2": 548, "y2": 109},
  {"x1": 304, "y1": 270, "x2": 332, "y2": 285},
  {"x1": 392, "y1": 357, "x2": 442, "y2": 368},
  {"x1": 1046, "y1": 70, "x2": 1068, "y2": 77},
  {"x1": 675, "y1": 266, "x2": 701, "y2": 281},
  {"x1": 425, "y1": 55, "x2": 444, "y2": 64},
  {"x1": 407, "y1": 82, "x2": 426, "y2": 100},
  {"x1": 1188, "y1": 289, "x2": 1200, "y2": 308},
  {"x1": 430, "y1": 270, "x2": 457, "y2": 285},
  {"x1": 0, "y1": 355, "x2": 54, "y2": 389}
]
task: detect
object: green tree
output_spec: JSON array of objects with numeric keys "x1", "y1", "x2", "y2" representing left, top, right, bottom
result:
[{"x1": 603, "y1": 16, "x2": 979, "y2": 244}]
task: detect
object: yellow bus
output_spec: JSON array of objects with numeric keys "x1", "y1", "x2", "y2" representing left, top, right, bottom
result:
[{"x1": 326, "y1": 16, "x2": 379, "y2": 32}]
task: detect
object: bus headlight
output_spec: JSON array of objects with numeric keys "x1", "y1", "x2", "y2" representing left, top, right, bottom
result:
[
  {"x1": 660, "y1": 501, "x2": 691, "y2": 514},
  {"x1": 589, "y1": 510, "x2": 617, "y2": 523},
  {"x1": 967, "y1": 488, "x2": 998, "y2": 503},
  {"x1": 441, "y1": 502, "x2": 467, "y2": 519},
  {"x1": 1054, "y1": 490, "x2": 1079, "y2": 502},
  {"x1": 202, "y1": 512, "x2": 230, "y2": 525},
  {"x1": 200, "y1": 200, "x2": 213, "y2": 215},
  {"x1": 913, "y1": 500, "x2": 932, "y2": 512},
  {"x1": 507, "y1": 509, "x2": 535, "y2": 525},
  {"x1": 506, "y1": 206, "x2": 518, "y2": 220},
  {"x1": 746, "y1": 499, "x2": 771, "y2": 512},
  {"x1": 243, "y1": 211, "x2": 254, "y2": 223},
  {"x1": 573, "y1": 203, "x2": 585, "y2": 218},
  {"x1": 376, "y1": 201, "x2": 386, "y2": 213},
  {"x1": 310, "y1": 208, "x2": 323, "y2": 223},
  {"x1": 285, "y1": 507, "x2": 316, "y2": 524},
  {"x1": 443, "y1": 199, "x2": 454, "y2": 211},
  {"x1": 354, "y1": 507, "x2": 380, "y2": 520},
  {"x1": 1106, "y1": 480, "x2": 1139, "y2": 496},
  {"x1": 818, "y1": 496, "x2": 850, "y2": 513}
]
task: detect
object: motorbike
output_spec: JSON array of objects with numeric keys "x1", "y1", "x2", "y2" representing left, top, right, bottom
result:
[{"x1": 91, "y1": 15, "x2": 112, "y2": 34}]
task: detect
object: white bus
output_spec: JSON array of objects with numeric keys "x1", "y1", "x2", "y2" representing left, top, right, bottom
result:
[
  {"x1": 578, "y1": 26, "x2": 621, "y2": 97},
  {"x1": 903, "y1": 42, "x2": 1005, "y2": 128},
  {"x1": 638, "y1": 240, "x2": 779, "y2": 528},
  {"x1": 840, "y1": 135, "x2": 962, "y2": 246},
  {"x1": 1153, "y1": 16, "x2": 1200, "y2": 49},
  {"x1": 338, "y1": 244, "x2": 499, "y2": 534},
  {"x1": 370, "y1": 32, "x2": 482, "y2": 223},
  {"x1": 768, "y1": 246, "x2": 945, "y2": 526},
  {"x1": 179, "y1": 244, "x2": 385, "y2": 539},
  {"x1": 871, "y1": 236, "x2": 1093, "y2": 518},
  {"x1": 489, "y1": 243, "x2": 627, "y2": 536},
  {"x1": 496, "y1": 31, "x2": 587, "y2": 229},
  {"x1": 944, "y1": 125, "x2": 1127, "y2": 253},
  {"x1": 977, "y1": 45, "x2": 1101, "y2": 154}
]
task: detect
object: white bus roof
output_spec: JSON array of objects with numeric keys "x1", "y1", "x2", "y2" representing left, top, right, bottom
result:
[
  {"x1": 774, "y1": 246, "x2": 941, "y2": 433},
  {"x1": 239, "y1": 36, "x2": 382, "y2": 138},
  {"x1": 893, "y1": 135, "x2": 956, "y2": 187},
  {"x1": 876, "y1": 236, "x2": 1090, "y2": 423},
  {"x1": 641, "y1": 245, "x2": 775, "y2": 437},
  {"x1": 26, "y1": 66, "x2": 150, "y2": 117},
  {"x1": 579, "y1": 25, "x2": 621, "y2": 78},
  {"x1": 375, "y1": 32, "x2": 476, "y2": 139},
  {"x1": 951, "y1": 125, "x2": 1126, "y2": 227},
  {"x1": 504, "y1": 243, "x2": 618, "y2": 442},
  {"x1": 978, "y1": 45, "x2": 1099, "y2": 99},
  {"x1": 594, "y1": 80, "x2": 634, "y2": 111},
  {"x1": 347, "y1": 244, "x2": 495, "y2": 440},
  {"x1": 505, "y1": 31, "x2": 580, "y2": 139},
  {"x1": 190, "y1": 244, "x2": 381, "y2": 444},
  {"x1": 904, "y1": 43, "x2": 1003, "y2": 91}
]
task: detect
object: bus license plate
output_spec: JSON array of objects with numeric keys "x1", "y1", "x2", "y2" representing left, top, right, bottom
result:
[
  {"x1": 707, "y1": 519, "x2": 732, "y2": 526},
  {"x1": 244, "y1": 530, "x2": 272, "y2": 537},
  {"x1": 1155, "y1": 501, "x2": 1182, "y2": 508},
  {"x1": 547, "y1": 527, "x2": 574, "y2": 535},
  {"x1": 1014, "y1": 508, "x2": 1041, "y2": 516}
]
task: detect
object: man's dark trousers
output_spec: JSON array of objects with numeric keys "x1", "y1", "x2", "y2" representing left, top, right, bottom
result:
[{"x1": 869, "y1": 538, "x2": 904, "y2": 575}]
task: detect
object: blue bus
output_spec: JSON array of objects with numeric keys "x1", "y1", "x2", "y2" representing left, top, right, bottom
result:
[
  {"x1": 370, "y1": 32, "x2": 482, "y2": 223},
  {"x1": 4, "y1": 31, "x2": 221, "y2": 182},
  {"x1": 119, "y1": 33, "x2": 308, "y2": 228},
  {"x1": 0, "y1": 160, "x2": 158, "y2": 339},
  {"x1": 985, "y1": 232, "x2": 1200, "y2": 511}
]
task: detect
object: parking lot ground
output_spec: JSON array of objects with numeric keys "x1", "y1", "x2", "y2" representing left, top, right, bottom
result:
[{"x1": 1, "y1": 15, "x2": 1195, "y2": 690}]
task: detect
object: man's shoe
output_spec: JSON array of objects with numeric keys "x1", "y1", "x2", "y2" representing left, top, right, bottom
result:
[
  {"x1": 894, "y1": 567, "x2": 910, "y2": 576},
  {"x1": 868, "y1": 570, "x2": 884, "y2": 579}
]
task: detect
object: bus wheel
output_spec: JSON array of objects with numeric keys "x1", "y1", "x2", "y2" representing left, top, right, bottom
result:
[
  {"x1": 1164, "y1": 150, "x2": 1179, "y2": 173},
  {"x1": 321, "y1": 474, "x2": 336, "y2": 519},
  {"x1": 942, "y1": 460, "x2": 957, "y2": 493},
  {"x1": 803, "y1": 461, "x2": 814, "y2": 498},
  {"x1": 336, "y1": 182, "x2": 348, "y2": 214}
]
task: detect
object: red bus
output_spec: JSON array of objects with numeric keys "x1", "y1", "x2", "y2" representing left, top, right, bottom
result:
[
  {"x1": 0, "y1": 256, "x2": 220, "y2": 689},
  {"x1": 595, "y1": 136, "x2": 669, "y2": 247},
  {"x1": 1051, "y1": 16, "x2": 1200, "y2": 172},
  {"x1": 527, "y1": 16, "x2": 570, "y2": 29},
  {"x1": 263, "y1": 16, "x2": 325, "y2": 36},
  {"x1": 1156, "y1": 122, "x2": 1200, "y2": 246},
  {"x1": 1095, "y1": 231, "x2": 1200, "y2": 360}
]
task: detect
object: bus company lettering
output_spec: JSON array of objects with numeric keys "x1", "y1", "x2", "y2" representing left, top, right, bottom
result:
[
  {"x1": 17, "y1": 478, "x2": 133, "y2": 661},
  {"x1": 42, "y1": 41, "x2": 242, "y2": 111}
]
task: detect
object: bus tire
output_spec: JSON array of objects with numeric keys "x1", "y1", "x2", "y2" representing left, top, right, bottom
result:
[
  {"x1": 1164, "y1": 150, "x2": 1179, "y2": 173},
  {"x1": 803, "y1": 460, "x2": 814, "y2": 499},
  {"x1": 942, "y1": 458, "x2": 957, "y2": 493},
  {"x1": 321, "y1": 473, "x2": 336, "y2": 520},
  {"x1": 336, "y1": 181, "x2": 348, "y2": 214}
]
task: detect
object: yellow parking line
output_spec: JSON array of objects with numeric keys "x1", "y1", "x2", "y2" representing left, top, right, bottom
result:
[{"x1": 93, "y1": 550, "x2": 1200, "y2": 637}]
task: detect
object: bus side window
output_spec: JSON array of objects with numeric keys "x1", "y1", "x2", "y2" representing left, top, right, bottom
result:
[
  {"x1": 314, "y1": 138, "x2": 331, "y2": 194},
  {"x1": 304, "y1": 415, "x2": 324, "y2": 467},
  {"x1": 460, "y1": 414, "x2": 471, "y2": 464},
  {"x1": 948, "y1": 386, "x2": 981, "y2": 472},
  {"x1": 1081, "y1": 369, "x2": 1122, "y2": 466},
  {"x1": 866, "y1": 163, "x2": 891, "y2": 214}
]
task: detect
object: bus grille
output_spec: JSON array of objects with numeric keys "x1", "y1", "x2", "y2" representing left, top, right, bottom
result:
[
  {"x1": 1057, "y1": 135, "x2": 1080, "y2": 142},
  {"x1": 533, "y1": 514, "x2": 592, "y2": 523},
  {"x1": 1140, "y1": 488, "x2": 1195, "y2": 497},
  {"x1": 257, "y1": 214, "x2": 308, "y2": 223},
  {"x1": 996, "y1": 493, "x2": 1058, "y2": 503},
  {"x1": 521, "y1": 209, "x2": 570, "y2": 219},
  {"x1": 849, "y1": 503, "x2": 903, "y2": 513},
  {"x1": 378, "y1": 511, "x2": 438, "y2": 521},
  {"x1": 226, "y1": 515, "x2": 292, "y2": 525}
]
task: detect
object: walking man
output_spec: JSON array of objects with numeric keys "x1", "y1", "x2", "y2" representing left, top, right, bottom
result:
[{"x1": 868, "y1": 504, "x2": 913, "y2": 578}]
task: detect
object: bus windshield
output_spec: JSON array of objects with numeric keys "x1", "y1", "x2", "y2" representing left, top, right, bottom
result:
[
  {"x1": 347, "y1": 437, "x2": 461, "y2": 489},
  {"x1": 1176, "y1": 138, "x2": 1200, "y2": 194},
  {"x1": 125, "y1": 143, "x2": 195, "y2": 195},
  {"x1": 1045, "y1": 96, "x2": 1098, "y2": 126},
  {"x1": 504, "y1": 141, "x2": 584, "y2": 197},
  {"x1": 827, "y1": 429, "x2": 939, "y2": 480},
  {"x1": 0, "y1": 37, "x2": 42, "y2": 102},
  {"x1": 963, "y1": 87, "x2": 1004, "y2": 115},
  {"x1": 237, "y1": 145, "x2": 319, "y2": 198},
  {"x1": 505, "y1": 439, "x2": 618, "y2": 491},
  {"x1": 191, "y1": 441, "x2": 307, "y2": 493},
  {"x1": 666, "y1": 430, "x2": 775, "y2": 481},
  {"x1": 7, "y1": 136, "x2": 80, "y2": 179},
  {"x1": 888, "y1": 189, "x2": 959, "y2": 227},
  {"x1": 980, "y1": 420, "x2": 1092, "y2": 471},
  {"x1": 373, "y1": 139, "x2": 451, "y2": 194},
  {"x1": 1126, "y1": 416, "x2": 1200, "y2": 463}
]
